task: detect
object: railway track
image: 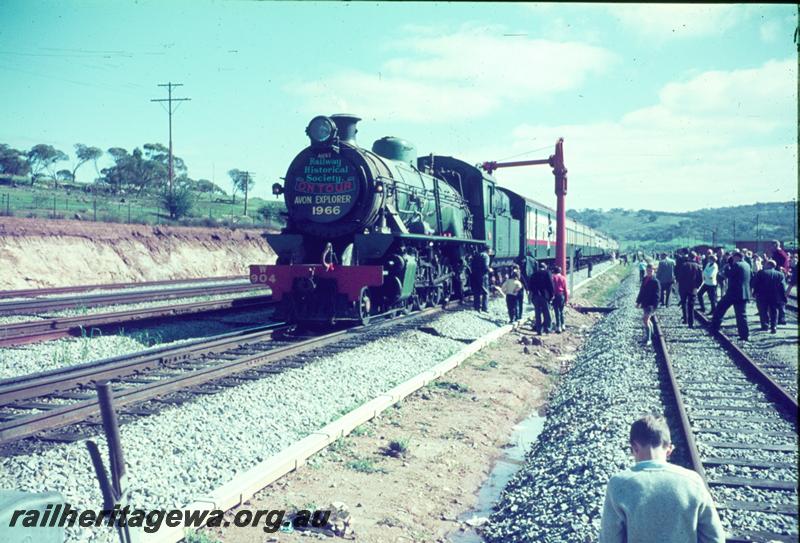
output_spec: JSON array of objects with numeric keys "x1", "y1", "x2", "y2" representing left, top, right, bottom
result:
[
  {"x1": 0, "y1": 302, "x2": 458, "y2": 451},
  {"x1": 787, "y1": 293, "x2": 797, "y2": 313},
  {"x1": 0, "y1": 282, "x2": 264, "y2": 316},
  {"x1": 0, "y1": 294, "x2": 275, "y2": 347},
  {"x1": 652, "y1": 313, "x2": 798, "y2": 542},
  {"x1": 0, "y1": 275, "x2": 246, "y2": 300},
  {"x1": 694, "y1": 310, "x2": 798, "y2": 399}
]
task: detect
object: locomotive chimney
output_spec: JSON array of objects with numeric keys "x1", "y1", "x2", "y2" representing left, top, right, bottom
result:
[{"x1": 330, "y1": 114, "x2": 361, "y2": 145}]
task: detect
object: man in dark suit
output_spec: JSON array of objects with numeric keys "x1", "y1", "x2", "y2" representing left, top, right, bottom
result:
[
  {"x1": 676, "y1": 251, "x2": 703, "y2": 328},
  {"x1": 710, "y1": 251, "x2": 751, "y2": 340},
  {"x1": 636, "y1": 263, "x2": 661, "y2": 345},
  {"x1": 471, "y1": 244, "x2": 491, "y2": 312},
  {"x1": 751, "y1": 259, "x2": 787, "y2": 333},
  {"x1": 528, "y1": 262, "x2": 554, "y2": 334},
  {"x1": 523, "y1": 249, "x2": 538, "y2": 303}
]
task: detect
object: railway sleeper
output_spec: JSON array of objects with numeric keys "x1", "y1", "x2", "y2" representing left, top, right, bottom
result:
[
  {"x1": 709, "y1": 476, "x2": 797, "y2": 491},
  {"x1": 695, "y1": 427, "x2": 797, "y2": 437},
  {"x1": 726, "y1": 529, "x2": 798, "y2": 543},
  {"x1": 716, "y1": 500, "x2": 799, "y2": 516},
  {"x1": 703, "y1": 456, "x2": 798, "y2": 470}
]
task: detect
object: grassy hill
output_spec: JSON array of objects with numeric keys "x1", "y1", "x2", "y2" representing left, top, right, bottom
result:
[
  {"x1": 568, "y1": 201, "x2": 798, "y2": 252},
  {"x1": 0, "y1": 177, "x2": 286, "y2": 228}
]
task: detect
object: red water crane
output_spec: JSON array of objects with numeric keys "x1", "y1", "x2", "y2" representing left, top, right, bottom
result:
[{"x1": 481, "y1": 138, "x2": 568, "y2": 274}]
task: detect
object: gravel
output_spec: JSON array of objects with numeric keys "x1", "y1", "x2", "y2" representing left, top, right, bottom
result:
[
  {"x1": 656, "y1": 303, "x2": 798, "y2": 537},
  {"x1": 0, "y1": 336, "x2": 147, "y2": 380},
  {"x1": 485, "y1": 272, "x2": 671, "y2": 543},
  {"x1": 0, "y1": 260, "x2": 616, "y2": 543},
  {"x1": 485, "y1": 266, "x2": 798, "y2": 542},
  {"x1": 36, "y1": 288, "x2": 271, "y2": 319},
  {"x1": 0, "y1": 278, "x2": 250, "y2": 303},
  {"x1": 0, "y1": 309, "x2": 274, "y2": 381},
  {"x1": 0, "y1": 298, "x2": 515, "y2": 543}
]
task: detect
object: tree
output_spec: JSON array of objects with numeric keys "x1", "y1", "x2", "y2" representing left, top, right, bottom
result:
[
  {"x1": 100, "y1": 146, "x2": 168, "y2": 195},
  {"x1": 0, "y1": 144, "x2": 30, "y2": 176},
  {"x1": 27, "y1": 144, "x2": 68, "y2": 186},
  {"x1": 56, "y1": 169, "x2": 74, "y2": 184},
  {"x1": 228, "y1": 169, "x2": 254, "y2": 213},
  {"x1": 228, "y1": 169, "x2": 242, "y2": 204},
  {"x1": 161, "y1": 184, "x2": 194, "y2": 220},
  {"x1": 192, "y1": 178, "x2": 226, "y2": 196},
  {"x1": 71, "y1": 144, "x2": 103, "y2": 184}
]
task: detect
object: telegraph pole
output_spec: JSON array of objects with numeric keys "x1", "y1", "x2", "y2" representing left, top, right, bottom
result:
[
  {"x1": 242, "y1": 171, "x2": 254, "y2": 216},
  {"x1": 151, "y1": 83, "x2": 191, "y2": 196},
  {"x1": 756, "y1": 214, "x2": 760, "y2": 252}
]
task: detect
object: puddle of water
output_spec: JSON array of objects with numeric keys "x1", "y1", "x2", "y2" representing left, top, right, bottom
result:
[{"x1": 450, "y1": 411, "x2": 546, "y2": 542}]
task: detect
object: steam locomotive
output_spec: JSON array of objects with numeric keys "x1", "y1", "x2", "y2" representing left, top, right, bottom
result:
[{"x1": 250, "y1": 114, "x2": 617, "y2": 325}]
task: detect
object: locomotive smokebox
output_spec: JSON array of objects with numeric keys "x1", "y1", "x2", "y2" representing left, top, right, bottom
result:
[{"x1": 331, "y1": 114, "x2": 361, "y2": 145}]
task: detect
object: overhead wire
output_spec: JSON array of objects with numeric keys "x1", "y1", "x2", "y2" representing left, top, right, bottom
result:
[{"x1": 495, "y1": 144, "x2": 554, "y2": 162}]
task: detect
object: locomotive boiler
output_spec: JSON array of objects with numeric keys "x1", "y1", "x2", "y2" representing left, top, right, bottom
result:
[{"x1": 251, "y1": 114, "x2": 482, "y2": 325}]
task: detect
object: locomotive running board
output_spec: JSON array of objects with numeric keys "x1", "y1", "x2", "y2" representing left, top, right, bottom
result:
[{"x1": 355, "y1": 232, "x2": 487, "y2": 259}]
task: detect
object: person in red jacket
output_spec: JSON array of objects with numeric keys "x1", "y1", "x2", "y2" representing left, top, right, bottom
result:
[
  {"x1": 551, "y1": 266, "x2": 569, "y2": 333},
  {"x1": 770, "y1": 240, "x2": 789, "y2": 325}
]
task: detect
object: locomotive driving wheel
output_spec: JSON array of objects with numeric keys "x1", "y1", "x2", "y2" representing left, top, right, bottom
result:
[
  {"x1": 358, "y1": 287, "x2": 372, "y2": 326},
  {"x1": 426, "y1": 286, "x2": 443, "y2": 307}
]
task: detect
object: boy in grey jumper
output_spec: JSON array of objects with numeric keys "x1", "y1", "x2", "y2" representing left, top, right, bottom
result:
[{"x1": 600, "y1": 415, "x2": 725, "y2": 543}]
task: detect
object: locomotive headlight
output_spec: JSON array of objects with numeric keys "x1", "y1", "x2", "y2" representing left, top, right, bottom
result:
[
  {"x1": 375, "y1": 181, "x2": 384, "y2": 193},
  {"x1": 306, "y1": 116, "x2": 337, "y2": 145},
  {"x1": 272, "y1": 182, "x2": 284, "y2": 196}
]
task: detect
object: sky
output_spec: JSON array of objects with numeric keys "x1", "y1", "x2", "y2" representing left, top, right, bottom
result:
[{"x1": 0, "y1": 2, "x2": 796, "y2": 212}]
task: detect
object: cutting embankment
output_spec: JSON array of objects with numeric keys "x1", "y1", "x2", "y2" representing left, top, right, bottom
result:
[{"x1": 0, "y1": 218, "x2": 276, "y2": 290}]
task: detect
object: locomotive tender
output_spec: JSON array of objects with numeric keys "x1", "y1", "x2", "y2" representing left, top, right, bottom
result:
[{"x1": 250, "y1": 114, "x2": 617, "y2": 325}]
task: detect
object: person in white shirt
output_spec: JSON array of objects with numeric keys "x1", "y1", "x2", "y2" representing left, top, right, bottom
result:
[
  {"x1": 495, "y1": 270, "x2": 524, "y2": 323},
  {"x1": 600, "y1": 415, "x2": 725, "y2": 543},
  {"x1": 697, "y1": 254, "x2": 718, "y2": 313}
]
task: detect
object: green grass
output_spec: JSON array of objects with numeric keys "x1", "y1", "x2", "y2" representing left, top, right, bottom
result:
[
  {"x1": 477, "y1": 359, "x2": 499, "y2": 371},
  {"x1": 350, "y1": 424, "x2": 374, "y2": 437},
  {"x1": 0, "y1": 182, "x2": 284, "y2": 228},
  {"x1": 184, "y1": 531, "x2": 221, "y2": 543},
  {"x1": 346, "y1": 458, "x2": 387, "y2": 474},
  {"x1": 579, "y1": 263, "x2": 630, "y2": 306},
  {"x1": 431, "y1": 380, "x2": 471, "y2": 394}
]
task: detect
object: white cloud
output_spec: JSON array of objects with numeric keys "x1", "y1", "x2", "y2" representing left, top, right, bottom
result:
[
  {"x1": 605, "y1": 4, "x2": 744, "y2": 39},
  {"x1": 759, "y1": 19, "x2": 781, "y2": 42},
  {"x1": 493, "y1": 58, "x2": 796, "y2": 212},
  {"x1": 289, "y1": 24, "x2": 615, "y2": 123}
]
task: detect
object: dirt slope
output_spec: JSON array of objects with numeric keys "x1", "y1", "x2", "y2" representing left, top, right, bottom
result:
[{"x1": 0, "y1": 218, "x2": 276, "y2": 289}]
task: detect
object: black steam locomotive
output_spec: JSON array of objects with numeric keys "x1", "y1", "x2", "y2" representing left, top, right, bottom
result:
[{"x1": 251, "y1": 114, "x2": 617, "y2": 325}]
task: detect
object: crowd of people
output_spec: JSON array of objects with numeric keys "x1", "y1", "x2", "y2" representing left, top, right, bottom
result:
[
  {"x1": 469, "y1": 246, "x2": 571, "y2": 332},
  {"x1": 635, "y1": 240, "x2": 797, "y2": 344}
]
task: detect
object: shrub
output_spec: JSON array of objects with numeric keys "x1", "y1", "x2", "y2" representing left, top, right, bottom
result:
[
  {"x1": 383, "y1": 438, "x2": 410, "y2": 458},
  {"x1": 161, "y1": 186, "x2": 194, "y2": 220}
]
